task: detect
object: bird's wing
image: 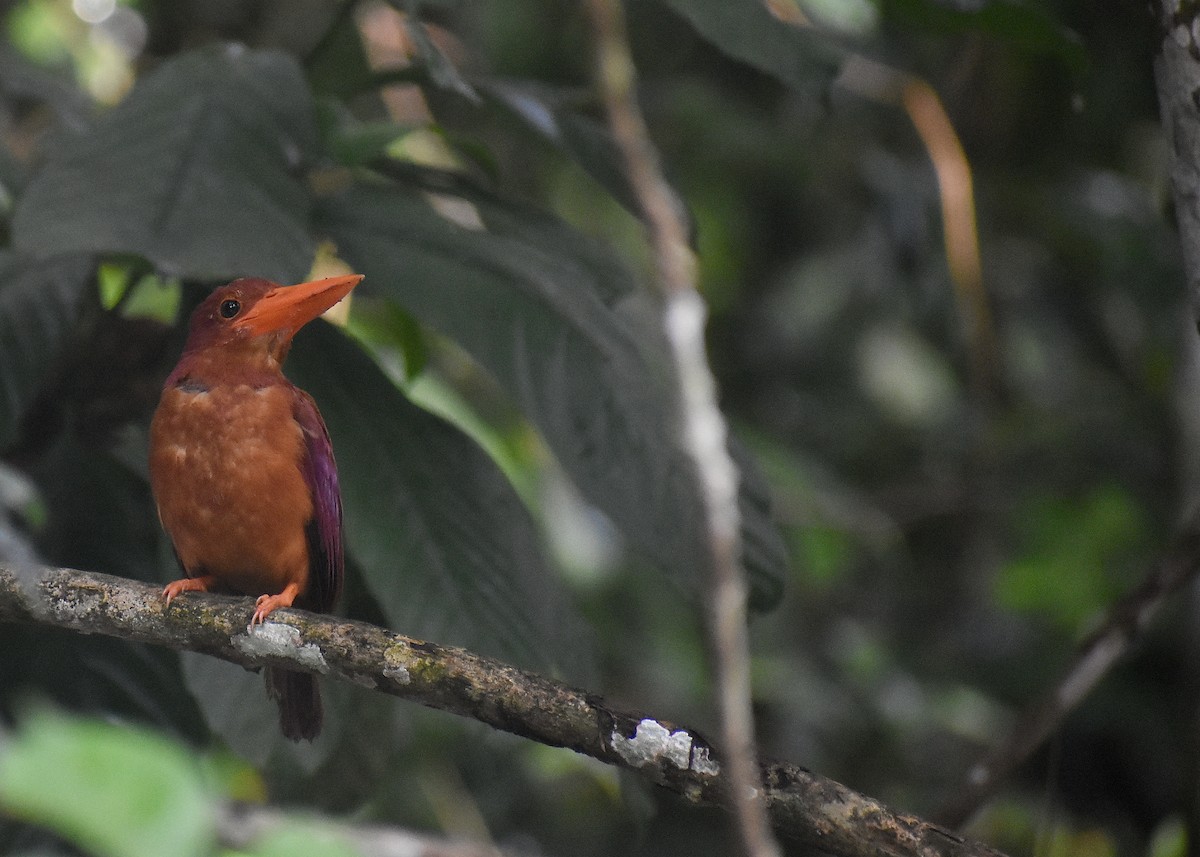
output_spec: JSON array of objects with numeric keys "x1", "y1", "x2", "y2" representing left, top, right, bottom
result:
[{"x1": 293, "y1": 389, "x2": 344, "y2": 612}]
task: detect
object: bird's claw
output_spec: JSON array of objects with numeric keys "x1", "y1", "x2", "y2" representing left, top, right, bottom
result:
[
  {"x1": 249, "y1": 596, "x2": 267, "y2": 630},
  {"x1": 161, "y1": 576, "x2": 213, "y2": 608},
  {"x1": 249, "y1": 592, "x2": 291, "y2": 630}
]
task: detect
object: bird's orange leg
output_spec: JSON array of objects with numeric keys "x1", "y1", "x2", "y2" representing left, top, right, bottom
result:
[
  {"x1": 251, "y1": 581, "x2": 302, "y2": 627},
  {"x1": 162, "y1": 575, "x2": 218, "y2": 606}
]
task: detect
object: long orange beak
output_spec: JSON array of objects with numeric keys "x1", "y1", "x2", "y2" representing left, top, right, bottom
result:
[{"x1": 234, "y1": 274, "x2": 363, "y2": 337}]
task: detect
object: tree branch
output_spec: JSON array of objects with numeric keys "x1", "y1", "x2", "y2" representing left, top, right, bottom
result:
[
  {"x1": 1154, "y1": 0, "x2": 1200, "y2": 317},
  {"x1": 0, "y1": 562, "x2": 1007, "y2": 857},
  {"x1": 938, "y1": 529, "x2": 1200, "y2": 825}
]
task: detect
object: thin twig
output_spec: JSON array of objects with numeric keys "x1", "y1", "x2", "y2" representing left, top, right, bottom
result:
[
  {"x1": 582, "y1": 3, "x2": 776, "y2": 857},
  {"x1": 0, "y1": 562, "x2": 1008, "y2": 857},
  {"x1": 217, "y1": 803, "x2": 524, "y2": 857},
  {"x1": 938, "y1": 530, "x2": 1200, "y2": 825}
]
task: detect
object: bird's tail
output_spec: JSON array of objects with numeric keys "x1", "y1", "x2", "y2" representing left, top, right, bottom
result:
[{"x1": 265, "y1": 667, "x2": 323, "y2": 741}]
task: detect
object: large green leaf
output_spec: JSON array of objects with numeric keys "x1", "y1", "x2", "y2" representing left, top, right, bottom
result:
[
  {"x1": 0, "y1": 712, "x2": 215, "y2": 857},
  {"x1": 659, "y1": 0, "x2": 843, "y2": 93},
  {"x1": 287, "y1": 322, "x2": 590, "y2": 675},
  {"x1": 177, "y1": 652, "x2": 352, "y2": 771},
  {"x1": 0, "y1": 253, "x2": 93, "y2": 451},
  {"x1": 317, "y1": 179, "x2": 786, "y2": 608},
  {"x1": 475, "y1": 79, "x2": 644, "y2": 218},
  {"x1": 13, "y1": 45, "x2": 317, "y2": 283},
  {"x1": 0, "y1": 42, "x2": 93, "y2": 137}
]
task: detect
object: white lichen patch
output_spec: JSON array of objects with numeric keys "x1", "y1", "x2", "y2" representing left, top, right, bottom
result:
[
  {"x1": 233, "y1": 622, "x2": 328, "y2": 674},
  {"x1": 611, "y1": 718, "x2": 720, "y2": 777},
  {"x1": 383, "y1": 665, "x2": 411, "y2": 685},
  {"x1": 691, "y1": 743, "x2": 720, "y2": 776}
]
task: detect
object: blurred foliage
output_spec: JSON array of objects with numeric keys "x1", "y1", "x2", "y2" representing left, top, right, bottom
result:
[
  {"x1": 0, "y1": 712, "x2": 219, "y2": 857},
  {"x1": 0, "y1": 0, "x2": 1193, "y2": 856},
  {"x1": 0, "y1": 710, "x2": 371, "y2": 857}
]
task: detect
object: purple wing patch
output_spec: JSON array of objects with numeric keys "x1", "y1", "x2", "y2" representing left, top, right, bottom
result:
[{"x1": 292, "y1": 389, "x2": 344, "y2": 612}]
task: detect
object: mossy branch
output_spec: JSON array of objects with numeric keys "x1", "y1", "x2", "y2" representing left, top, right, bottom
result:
[{"x1": 0, "y1": 562, "x2": 1005, "y2": 857}]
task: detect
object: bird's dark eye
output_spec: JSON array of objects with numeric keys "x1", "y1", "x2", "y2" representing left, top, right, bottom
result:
[{"x1": 219, "y1": 299, "x2": 241, "y2": 319}]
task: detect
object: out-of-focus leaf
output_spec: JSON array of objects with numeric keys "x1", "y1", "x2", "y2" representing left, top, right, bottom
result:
[
  {"x1": 306, "y1": 8, "x2": 376, "y2": 100},
  {"x1": 317, "y1": 102, "x2": 413, "y2": 168},
  {"x1": 1148, "y1": 817, "x2": 1186, "y2": 857},
  {"x1": 364, "y1": 161, "x2": 640, "y2": 302},
  {"x1": 801, "y1": 0, "x2": 878, "y2": 37},
  {"x1": 178, "y1": 654, "x2": 286, "y2": 769},
  {"x1": 317, "y1": 179, "x2": 786, "y2": 609},
  {"x1": 401, "y1": 1, "x2": 481, "y2": 103},
  {"x1": 0, "y1": 712, "x2": 215, "y2": 857},
  {"x1": 196, "y1": 748, "x2": 266, "y2": 804},
  {"x1": 13, "y1": 44, "x2": 316, "y2": 283},
  {"x1": 0, "y1": 253, "x2": 93, "y2": 450},
  {"x1": 179, "y1": 618, "x2": 406, "y2": 775},
  {"x1": 884, "y1": 0, "x2": 1087, "y2": 77},
  {"x1": 249, "y1": 824, "x2": 362, "y2": 857},
  {"x1": 0, "y1": 462, "x2": 40, "y2": 566},
  {"x1": 30, "y1": 431, "x2": 163, "y2": 580},
  {"x1": 996, "y1": 485, "x2": 1147, "y2": 629},
  {"x1": 0, "y1": 142, "x2": 21, "y2": 217},
  {"x1": 795, "y1": 526, "x2": 854, "y2": 587},
  {"x1": 476, "y1": 79, "x2": 643, "y2": 218},
  {"x1": 0, "y1": 42, "x2": 93, "y2": 134},
  {"x1": 659, "y1": 0, "x2": 843, "y2": 93},
  {"x1": 344, "y1": 295, "x2": 429, "y2": 379},
  {"x1": 177, "y1": 653, "x2": 343, "y2": 772},
  {"x1": 730, "y1": 439, "x2": 788, "y2": 610},
  {"x1": 288, "y1": 322, "x2": 591, "y2": 676}
]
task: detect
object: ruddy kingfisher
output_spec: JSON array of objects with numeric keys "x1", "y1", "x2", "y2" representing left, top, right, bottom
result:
[{"x1": 149, "y1": 273, "x2": 362, "y2": 741}]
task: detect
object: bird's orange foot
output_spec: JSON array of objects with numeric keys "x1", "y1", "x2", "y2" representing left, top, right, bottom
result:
[
  {"x1": 162, "y1": 575, "x2": 216, "y2": 607},
  {"x1": 249, "y1": 583, "x2": 301, "y2": 628}
]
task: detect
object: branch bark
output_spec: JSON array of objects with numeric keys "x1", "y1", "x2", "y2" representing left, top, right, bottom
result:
[
  {"x1": 0, "y1": 562, "x2": 1007, "y2": 857},
  {"x1": 1155, "y1": 0, "x2": 1200, "y2": 318}
]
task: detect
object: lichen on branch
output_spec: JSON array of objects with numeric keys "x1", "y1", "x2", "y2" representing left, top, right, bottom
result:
[{"x1": 0, "y1": 562, "x2": 1006, "y2": 857}]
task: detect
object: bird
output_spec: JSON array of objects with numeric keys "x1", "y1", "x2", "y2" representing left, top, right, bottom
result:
[{"x1": 148, "y1": 273, "x2": 362, "y2": 741}]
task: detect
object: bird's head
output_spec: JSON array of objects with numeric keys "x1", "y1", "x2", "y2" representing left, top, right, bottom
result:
[{"x1": 173, "y1": 274, "x2": 362, "y2": 381}]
